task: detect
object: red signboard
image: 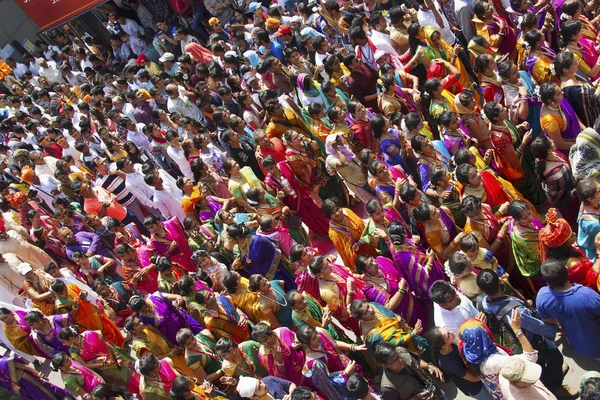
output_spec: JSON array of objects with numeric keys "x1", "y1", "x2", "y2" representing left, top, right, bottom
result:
[{"x1": 14, "y1": 0, "x2": 107, "y2": 31}]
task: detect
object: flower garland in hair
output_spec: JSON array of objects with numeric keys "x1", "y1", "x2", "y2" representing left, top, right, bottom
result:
[
  {"x1": 560, "y1": 13, "x2": 572, "y2": 22},
  {"x1": 549, "y1": 63, "x2": 556, "y2": 76}
]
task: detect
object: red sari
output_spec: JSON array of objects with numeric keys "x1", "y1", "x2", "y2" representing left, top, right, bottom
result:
[{"x1": 350, "y1": 118, "x2": 379, "y2": 154}]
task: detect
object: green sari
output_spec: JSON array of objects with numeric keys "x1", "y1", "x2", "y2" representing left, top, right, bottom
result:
[
  {"x1": 221, "y1": 340, "x2": 268, "y2": 378},
  {"x1": 291, "y1": 293, "x2": 347, "y2": 341},
  {"x1": 185, "y1": 333, "x2": 222, "y2": 376},
  {"x1": 509, "y1": 217, "x2": 544, "y2": 277}
]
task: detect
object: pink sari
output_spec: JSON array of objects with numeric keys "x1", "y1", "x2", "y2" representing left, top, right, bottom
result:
[
  {"x1": 579, "y1": 37, "x2": 600, "y2": 80},
  {"x1": 258, "y1": 327, "x2": 305, "y2": 385},
  {"x1": 62, "y1": 361, "x2": 104, "y2": 393},
  {"x1": 150, "y1": 218, "x2": 195, "y2": 271}
]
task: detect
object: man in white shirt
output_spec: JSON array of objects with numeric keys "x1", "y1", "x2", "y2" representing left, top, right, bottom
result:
[
  {"x1": 116, "y1": 14, "x2": 144, "y2": 38},
  {"x1": 417, "y1": 0, "x2": 457, "y2": 45},
  {"x1": 349, "y1": 27, "x2": 380, "y2": 71},
  {"x1": 454, "y1": 0, "x2": 476, "y2": 43},
  {"x1": 30, "y1": 151, "x2": 58, "y2": 177},
  {"x1": 116, "y1": 158, "x2": 157, "y2": 211},
  {"x1": 5, "y1": 58, "x2": 29, "y2": 79},
  {"x1": 368, "y1": 11, "x2": 401, "y2": 59},
  {"x1": 24, "y1": 170, "x2": 65, "y2": 212},
  {"x1": 145, "y1": 173, "x2": 186, "y2": 223},
  {"x1": 166, "y1": 83, "x2": 203, "y2": 121},
  {"x1": 430, "y1": 280, "x2": 478, "y2": 342},
  {"x1": 59, "y1": 64, "x2": 90, "y2": 87},
  {"x1": 118, "y1": 117, "x2": 150, "y2": 150},
  {"x1": 37, "y1": 59, "x2": 64, "y2": 85}
]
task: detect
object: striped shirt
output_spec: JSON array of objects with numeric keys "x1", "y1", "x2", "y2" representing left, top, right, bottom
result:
[{"x1": 95, "y1": 173, "x2": 135, "y2": 207}]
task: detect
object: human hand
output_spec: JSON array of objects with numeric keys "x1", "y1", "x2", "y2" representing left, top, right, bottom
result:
[
  {"x1": 439, "y1": 190, "x2": 453, "y2": 200},
  {"x1": 475, "y1": 311, "x2": 488, "y2": 325},
  {"x1": 322, "y1": 307, "x2": 332, "y2": 326},
  {"x1": 508, "y1": 308, "x2": 522, "y2": 332},
  {"x1": 518, "y1": 86, "x2": 529, "y2": 97},
  {"x1": 427, "y1": 364, "x2": 444, "y2": 380},
  {"x1": 499, "y1": 202, "x2": 510, "y2": 216},
  {"x1": 453, "y1": 44, "x2": 463, "y2": 55},
  {"x1": 344, "y1": 360, "x2": 357, "y2": 376},
  {"x1": 413, "y1": 319, "x2": 423, "y2": 335},
  {"x1": 522, "y1": 130, "x2": 533, "y2": 145},
  {"x1": 220, "y1": 376, "x2": 237, "y2": 386}
]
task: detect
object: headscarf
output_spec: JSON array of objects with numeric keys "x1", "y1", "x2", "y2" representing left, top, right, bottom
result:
[
  {"x1": 458, "y1": 318, "x2": 511, "y2": 366},
  {"x1": 20, "y1": 166, "x2": 34, "y2": 184},
  {"x1": 539, "y1": 208, "x2": 573, "y2": 260},
  {"x1": 454, "y1": 94, "x2": 476, "y2": 115},
  {"x1": 236, "y1": 376, "x2": 258, "y2": 397},
  {"x1": 185, "y1": 42, "x2": 214, "y2": 65},
  {"x1": 569, "y1": 127, "x2": 600, "y2": 181}
]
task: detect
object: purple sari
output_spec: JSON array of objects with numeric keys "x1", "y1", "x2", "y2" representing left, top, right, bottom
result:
[
  {"x1": 362, "y1": 257, "x2": 429, "y2": 330},
  {"x1": 243, "y1": 235, "x2": 296, "y2": 290},
  {"x1": 34, "y1": 314, "x2": 72, "y2": 356},
  {"x1": 198, "y1": 196, "x2": 223, "y2": 221},
  {"x1": 552, "y1": 97, "x2": 581, "y2": 157},
  {"x1": 0, "y1": 356, "x2": 70, "y2": 400},
  {"x1": 391, "y1": 245, "x2": 446, "y2": 301},
  {"x1": 141, "y1": 291, "x2": 202, "y2": 345},
  {"x1": 150, "y1": 218, "x2": 195, "y2": 272}
]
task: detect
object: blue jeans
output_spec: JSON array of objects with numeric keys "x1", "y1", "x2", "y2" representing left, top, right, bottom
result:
[{"x1": 192, "y1": 5, "x2": 211, "y2": 43}]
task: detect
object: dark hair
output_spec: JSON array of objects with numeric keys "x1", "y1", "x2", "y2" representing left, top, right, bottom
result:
[
  {"x1": 412, "y1": 202, "x2": 432, "y2": 222},
  {"x1": 576, "y1": 178, "x2": 598, "y2": 204},
  {"x1": 429, "y1": 165, "x2": 448, "y2": 189},
  {"x1": 506, "y1": 200, "x2": 530, "y2": 220},
  {"x1": 461, "y1": 195, "x2": 482, "y2": 215},
  {"x1": 50, "y1": 279, "x2": 66, "y2": 293},
  {"x1": 170, "y1": 376, "x2": 193, "y2": 400},
  {"x1": 483, "y1": 101, "x2": 502, "y2": 123},
  {"x1": 175, "y1": 328, "x2": 194, "y2": 346},
  {"x1": 289, "y1": 244, "x2": 305, "y2": 263},
  {"x1": 539, "y1": 82, "x2": 559, "y2": 105},
  {"x1": 308, "y1": 256, "x2": 326, "y2": 276},
  {"x1": 291, "y1": 387, "x2": 315, "y2": 400},
  {"x1": 411, "y1": 134, "x2": 428, "y2": 153},
  {"x1": 448, "y1": 252, "x2": 469, "y2": 275},
  {"x1": 322, "y1": 197, "x2": 342, "y2": 218},
  {"x1": 128, "y1": 295, "x2": 146, "y2": 313},
  {"x1": 226, "y1": 224, "x2": 251, "y2": 240},
  {"x1": 349, "y1": 299, "x2": 368, "y2": 319},
  {"x1": 459, "y1": 233, "x2": 480, "y2": 252},
  {"x1": 559, "y1": 20, "x2": 582, "y2": 48},
  {"x1": 474, "y1": 1, "x2": 486, "y2": 18},
  {"x1": 296, "y1": 324, "x2": 316, "y2": 346},
  {"x1": 438, "y1": 110, "x2": 456, "y2": 127},
  {"x1": 387, "y1": 220, "x2": 407, "y2": 246},
  {"x1": 521, "y1": 13, "x2": 538, "y2": 30},
  {"x1": 531, "y1": 135, "x2": 552, "y2": 183},
  {"x1": 476, "y1": 269, "x2": 501, "y2": 295},
  {"x1": 248, "y1": 274, "x2": 265, "y2": 292},
  {"x1": 455, "y1": 163, "x2": 476, "y2": 185},
  {"x1": 540, "y1": 259, "x2": 570, "y2": 288},
  {"x1": 138, "y1": 353, "x2": 159, "y2": 376},
  {"x1": 370, "y1": 114, "x2": 387, "y2": 139},
  {"x1": 354, "y1": 254, "x2": 372, "y2": 274},
  {"x1": 215, "y1": 337, "x2": 236, "y2": 355},
  {"x1": 474, "y1": 54, "x2": 493, "y2": 74},
  {"x1": 51, "y1": 352, "x2": 69, "y2": 371},
  {"x1": 251, "y1": 322, "x2": 272, "y2": 342},
  {"x1": 429, "y1": 280, "x2": 457, "y2": 305},
  {"x1": 374, "y1": 341, "x2": 398, "y2": 364},
  {"x1": 497, "y1": 61, "x2": 515, "y2": 80},
  {"x1": 91, "y1": 384, "x2": 133, "y2": 400},
  {"x1": 222, "y1": 271, "x2": 239, "y2": 293},
  {"x1": 347, "y1": 373, "x2": 370, "y2": 398},
  {"x1": 553, "y1": 51, "x2": 575, "y2": 78},
  {"x1": 408, "y1": 23, "x2": 422, "y2": 54},
  {"x1": 523, "y1": 29, "x2": 543, "y2": 53},
  {"x1": 426, "y1": 326, "x2": 448, "y2": 364}
]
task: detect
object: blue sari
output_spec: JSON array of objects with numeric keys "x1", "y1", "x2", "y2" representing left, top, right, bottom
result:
[
  {"x1": 244, "y1": 235, "x2": 296, "y2": 290},
  {"x1": 519, "y1": 70, "x2": 543, "y2": 138}
]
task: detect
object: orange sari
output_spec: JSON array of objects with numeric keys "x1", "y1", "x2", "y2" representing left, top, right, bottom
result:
[{"x1": 329, "y1": 208, "x2": 378, "y2": 272}]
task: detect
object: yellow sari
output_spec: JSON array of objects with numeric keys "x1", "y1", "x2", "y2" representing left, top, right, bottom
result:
[
  {"x1": 329, "y1": 208, "x2": 378, "y2": 272},
  {"x1": 131, "y1": 326, "x2": 195, "y2": 377},
  {"x1": 228, "y1": 278, "x2": 265, "y2": 324}
]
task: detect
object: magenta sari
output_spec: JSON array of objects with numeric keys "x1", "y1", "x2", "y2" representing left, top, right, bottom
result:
[
  {"x1": 265, "y1": 161, "x2": 330, "y2": 235},
  {"x1": 391, "y1": 245, "x2": 446, "y2": 301},
  {"x1": 362, "y1": 257, "x2": 429, "y2": 330},
  {"x1": 580, "y1": 37, "x2": 600, "y2": 80},
  {"x1": 258, "y1": 327, "x2": 305, "y2": 385},
  {"x1": 150, "y1": 218, "x2": 195, "y2": 271},
  {"x1": 61, "y1": 361, "x2": 104, "y2": 394}
]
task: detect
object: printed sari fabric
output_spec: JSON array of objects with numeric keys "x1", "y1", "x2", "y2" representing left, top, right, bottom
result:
[
  {"x1": 329, "y1": 208, "x2": 378, "y2": 272},
  {"x1": 0, "y1": 356, "x2": 69, "y2": 400},
  {"x1": 221, "y1": 340, "x2": 268, "y2": 378},
  {"x1": 242, "y1": 235, "x2": 296, "y2": 290},
  {"x1": 509, "y1": 217, "x2": 544, "y2": 277},
  {"x1": 32, "y1": 313, "x2": 72, "y2": 356},
  {"x1": 391, "y1": 244, "x2": 447, "y2": 300},
  {"x1": 56, "y1": 284, "x2": 124, "y2": 347},
  {"x1": 258, "y1": 327, "x2": 305, "y2": 385},
  {"x1": 150, "y1": 218, "x2": 195, "y2": 272},
  {"x1": 360, "y1": 302, "x2": 429, "y2": 356},
  {"x1": 291, "y1": 292, "x2": 349, "y2": 342},
  {"x1": 185, "y1": 333, "x2": 222, "y2": 378},
  {"x1": 69, "y1": 330, "x2": 139, "y2": 394},
  {"x1": 131, "y1": 326, "x2": 195, "y2": 377},
  {"x1": 199, "y1": 295, "x2": 251, "y2": 343},
  {"x1": 361, "y1": 257, "x2": 429, "y2": 330}
]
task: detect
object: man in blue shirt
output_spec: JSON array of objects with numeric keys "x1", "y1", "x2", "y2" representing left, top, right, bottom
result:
[
  {"x1": 477, "y1": 269, "x2": 577, "y2": 397},
  {"x1": 537, "y1": 259, "x2": 600, "y2": 360},
  {"x1": 255, "y1": 29, "x2": 284, "y2": 61}
]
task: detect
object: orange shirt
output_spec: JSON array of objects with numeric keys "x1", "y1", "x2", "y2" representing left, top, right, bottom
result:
[{"x1": 84, "y1": 187, "x2": 127, "y2": 221}]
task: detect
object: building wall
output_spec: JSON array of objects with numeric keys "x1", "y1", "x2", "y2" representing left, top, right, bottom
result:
[{"x1": 0, "y1": 0, "x2": 43, "y2": 61}]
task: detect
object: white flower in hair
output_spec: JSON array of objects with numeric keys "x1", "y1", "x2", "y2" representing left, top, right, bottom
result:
[
  {"x1": 549, "y1": 63, "x2": 556, "y2": 76},
  {"x1": 560, "y1": 13, "x2": 572, "y2": 22},
  {"x1": 523, "y1": 41, "x2": 531, "y2": 50},
  {"x1": 481, "y1": 109, "x2": 489, "y2": 122},
  {"x1": 517, "y1": 15, "x2": 524, "y2": 29}
]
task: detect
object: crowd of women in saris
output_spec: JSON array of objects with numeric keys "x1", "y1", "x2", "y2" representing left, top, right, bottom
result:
[{"x1": 5, "y1": 0, "x2": 600, "y2": 398}]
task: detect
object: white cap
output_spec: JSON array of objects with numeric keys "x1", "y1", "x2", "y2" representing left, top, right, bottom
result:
[
  {"x1": 18, "y1": 263, "x2": 33, "y2": 276},
  {"x1": 159, "y1": 52, "x2": 174, "y2": 63}
]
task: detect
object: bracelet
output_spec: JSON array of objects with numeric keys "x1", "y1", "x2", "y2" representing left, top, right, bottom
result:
[
  {"x1": 276, "y1": 360, "x2": 285, "y2": 366},
  {"x1": 515, "y1": 331, "x2": 524, "y2": 337},
  {"x1": 350, "y1": 343, "x2": 356, "y2": 351},
  {"x1": 399, "y1": 288, "x2": 407, "y2": 294},
  {"x1": 496, "y1": 235, "x2": 504, "y2": 241},
  {"x1": 498, "y1": 32, "x2": 505, "y2": 36}
]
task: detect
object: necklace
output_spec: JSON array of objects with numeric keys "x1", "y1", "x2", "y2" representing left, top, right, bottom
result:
[
  {"x1": 546, "y1": 104, "x2": 560, "y2": 111},
  {"x1": 230, "y1": 349, "x2": 256, "y2": 375},
  {"x1": 238, "y1": 239, "x2": 251, "y2": 264},
  {"x1": 260, "y1": 290, "x2": 288, "y2": 308}
]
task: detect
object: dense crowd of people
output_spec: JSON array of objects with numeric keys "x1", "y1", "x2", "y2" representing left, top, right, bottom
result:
[{"x1": 1, "y1": 0, "x2": 600, "y2": 398}]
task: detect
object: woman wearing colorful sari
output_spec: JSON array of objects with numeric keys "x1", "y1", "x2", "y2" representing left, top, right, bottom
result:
[
  {"x1": 411, "y1": 134, "x2": 451, "y2": 199},
  {"x1": 0, "y1": 355, "x2": 69, "y2": 400},
  {"x1": 144, "y1": 215, "x2": 195, "y2": 272},
  {"x1": 226, "y1": 223, "x2": 296, "y2": 289},
  {"x1": 52, "y1": 352, "x2": 105, "y2": 398},
  {"x1": 413, "y1": 202, "x2": 463, "y2": 262},
  {"x1": 354, "y1": 255, "x2": 429, "y2": 331},
  {"x1": 50, "y1": 280, "x2": 125, "y2": 347},
  {"x1": 423, "y1": 77, "x2": 458, "y2": 125},
  {"x1": 106, "y1": 218, "x2": 152, "y2": 266},
  {"x1": 283, "y1": 130, "x2": 347, "y2": 207},
  {"x1": 388, "y1": 220, "x2": 447, "y2": 300},
  {"x1": 296, "y1": 73, "x2": 326, "y2": 108},
  {"x1": 475, "y1": 54, "x2": 506, "y2": 105},
  {"x1": 0, "y1": 308, "x2": 48, "y2": 358},
  {"x1": 251, "y1": 323, "x2": 305, "y2": 386},
  {"x1": 302, "y1": 103, "x2": 332, "y2": 153},
  {"x1": 323, "y1": 54, "x2": 351, "y2": 95},
  {"x1": 21, "y1": 267, "x2": 55, "y2": 316},
  {"x1": 561, "y1": 20, "x2": 600, "y2": 80},
  {"x1": 473, "y1": 2, "x2": 518, "y2": 60},
  {"x1": 322, "y1": 81, "x2": 350, "y2": 113},
  {"x1": 429, "y1": 165, "x2": 466, "y2": 228},
  {"x1": 560, "y1": 0, "x2": 598, "y2": 40},
  {"x1": 554, "y1": 51, "x2": 600, "y2": 128},
  {"x1": 222, "y1": 270, "x2": 279, "y2": 327},
  {"x1": 484, "y1": 101, "x2": 547, "y2": 208},
  {"x1": 539, "y1": 82, "x2": 580, "y2": 155},
  {"x1": 348, "y1": 102, "x2": 379, "y2": 156},
  {"x1": 22, "y1": 310, "x2": 71, "y2": 356},
  {"x1": 248, "y1": 275, "x2": 294, "y2": 329},
  {"x1": 455, "y1": 92, "x2": 493, "y2": 150},
  {"x1": 194, "y1": 289, "x2": 250, "y2": 343},
  {"x1": 539, "y1": 208, "x2": 600, "y2": 289},
  {"x1": 350, "y1": 300, "x2": 429, "y2": 359},
  {"x1": 523, "y1": 29, "x2": 558, "y2": 85},
  {"x1": 114, "y1": 243, "x2": 159, "y2": 295},
  {"x1": 322, "y1": 198, "x2": 378, "y2": 272},
  {"x1": 372, "y1": 114, "x2": 406, "y2": 168},
  {"x1": 58, "y1": 327, "x2": 140, "y2": 394},
  {"x1": 507, "y1": 200, "x2": 545, "y2": 293},
  {"x1": 175, "y1": 328, "x2": 223, "y2": 383},
  {"x1": 262, "y1": 156, "x2": 330, "y2": 237},
  {"x1": 125, "y1": 315, "x2": 195, "y2": 377},
  {"x1": 532, "y1": 136, "x2": 579, "y2": 224},
  {"x1": 128, "y1": 291, "x2": 202, "y2": 346},
  {"x1": 308, "y1": 255, "x2": 365, "y2": 337},
  {"x1": 297, "y1": 324, "x2": 367, "y2": 400}
]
